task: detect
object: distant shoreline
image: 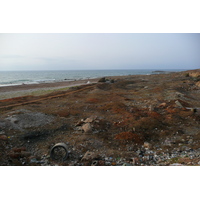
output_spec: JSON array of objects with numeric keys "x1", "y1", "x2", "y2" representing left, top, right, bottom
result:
[
  {"x1": 0, "y1": 78, "x2": 99, "y2": 100},
  {"x1": 0, "y1": 69, "x2": 186, "y2": 88},
  {"x1": 0, "y1": 69, "x2": 193, "y2": 100}
]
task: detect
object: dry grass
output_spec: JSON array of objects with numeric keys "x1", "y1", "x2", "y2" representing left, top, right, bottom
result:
[
  {"x1": 1, "y1": 71, "x2": 200, "y2": 165},
  {"x1": 86, "y1": 98, "x2": 99, "y2": 104},
  {"x1": 115, "y1": 132, "x2": 143, "y2": 144}
]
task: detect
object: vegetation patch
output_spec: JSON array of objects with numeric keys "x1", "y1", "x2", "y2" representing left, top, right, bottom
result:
[{"x1": 115, "y1": 131, "x2": 143, "y2": 144}]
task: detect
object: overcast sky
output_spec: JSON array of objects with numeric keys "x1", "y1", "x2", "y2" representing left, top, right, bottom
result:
[{"x1": 0, "y1": 33, "x2": 199, "y2": 71}]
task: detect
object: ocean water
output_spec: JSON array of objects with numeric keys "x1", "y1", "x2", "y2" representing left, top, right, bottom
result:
[{"x1": 0, "y1": 69, "x2": 183, "y2": 87}]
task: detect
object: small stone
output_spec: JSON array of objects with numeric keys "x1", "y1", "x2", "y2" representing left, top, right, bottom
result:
[
  {"x1": 149, "y1": 105, "x2": 154, "y2": 111},
  {"x1": 75, "y1": 120, "x2": 84, "y2": 126},
  {"x1": 81, "y1": 151, "x2": 96, "y2": 161},
  {"x1": 130, "y1": 158, "x2": 136, "y2": 165},
  {"x1": 105, "y1": 161, "x2": 111, "y2": 165},
  {"x1": 84, "y1": 118, "x2": 94, "y2": 123},
  {"x1": 84, "y1": 116, "x2": 97, "y2": 123},
  {"x1": 175, "y1": 100, "x2": 183, "y2": 108},
  {"x1": 144, "y1": 142, "x2": 151, "y2": 149},
  {"x1": 190, "y1": 108, "x2": 197, "y2": 113},
  {"x1": 158, "y1": 102, "x2": 167, "y2": 108},
  {"x1": 0, "y1": 131, "x2": 5, "y2": 135},
  {"x1": 82, "y1": 123, "x2": 92, "y2": 133},
  {"x1": 170, "y1": 163, "x2": 183, "y2": 166},
  {"x1": 0, "y1": 135, "x2": 8, "y2": 141},
  {"x1": 122, "y1": 163, "x2": 132, "y2": 166},
  {"x1": 188, "y1": 139, "x2": 193, "y2": 144}
]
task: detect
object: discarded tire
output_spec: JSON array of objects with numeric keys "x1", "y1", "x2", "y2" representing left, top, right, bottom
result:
[
  {"x1": 50, "y1": 143, "x2": 68, "y2": 161},
  {"x1": 91, "y1": 160, "x2": 98, "y2": 166}
]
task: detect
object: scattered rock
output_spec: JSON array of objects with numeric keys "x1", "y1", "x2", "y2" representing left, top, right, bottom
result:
[
  {"x1": 122, "y1": 163, "x2": 132, "y2": 166},
  {"x1": 1, "y1": 70, "x2": 200, "y2": 166},
  {"x1": 0, "y1": 131, "x2": 5, "y2": 135},
  {"x1": 195, "y1": 81, "x2": 200, "y2": 87},
  {"x1": 170, "y1": 163, "x2": 183, "y2": 166},
  {"x1": 189, "y1": 72, "x2": 200, "y2": 78},
  {"x1": 75, "y1": 120, "x2": 84, "y2": 126},
  {"x1": 175, "y1": 100, "x2": 184, "y2": 108},
  {"x1": 130, "y1": 158, "x2": 136, "y2": 165},
  {"x1": 158, "y1": 102, "x2": 167, "y2": 108},
  {"x1": 190, "y1": 108, "x2": 197, "y2": 113},
  {"x1": 149, "y1": 105, "x2": 154, "y2": 111},
  {"x1": 0, "y1": 135, "x2": 8, "y2": 141},
  {"x1": 84, "y1": 116, "x2": 97, "y2": 123},
  {"x1": 175, "y1": 92, "x2": 184, "y2": 98},
  {"x1": 81, "y1": 151, "x2": 97, "y2": 161},
  {"x1": 163, "y1": 138, "x2": 172, "y2": 146},
  {"x1": 82, "y1": 123, "x2": 92, "y2": 133},
  {"x1": 144, "y1": 142, "x2": 151, "y2": 149}
]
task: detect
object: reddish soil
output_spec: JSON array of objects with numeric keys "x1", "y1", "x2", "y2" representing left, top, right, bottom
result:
[{"x1": 0, "y1": 69, "x2": 200, "y2": 166}]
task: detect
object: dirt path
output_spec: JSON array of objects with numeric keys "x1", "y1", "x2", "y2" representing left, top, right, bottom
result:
[{"x1": 0, "y1": 84, "x2": 96, "y2": 109}]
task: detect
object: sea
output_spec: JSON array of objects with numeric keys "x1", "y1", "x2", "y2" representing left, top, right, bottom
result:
[{"x1": 0, "y1": 69, "x2": 184, "y2": 87}]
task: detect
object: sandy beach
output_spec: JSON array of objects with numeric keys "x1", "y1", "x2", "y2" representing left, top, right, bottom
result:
[{"x1": 0, "y1": 78, "x2": 100, "y2": 100}]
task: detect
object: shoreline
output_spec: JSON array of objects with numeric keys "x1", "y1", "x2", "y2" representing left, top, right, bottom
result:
[
  {"x1": 0, "y1": 69, "x2": 185, "y2": 88},
  {"x1": 0, "y1": 73, "x2": 152, "y2": 100},
  {"x1": 0, "y1": 78, "x2": 99, "y2": 100},
  {"x1": 0, "y1": 69, "x2": 197, "y2": 101}
]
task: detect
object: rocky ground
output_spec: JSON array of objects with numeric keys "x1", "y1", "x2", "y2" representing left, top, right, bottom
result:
[{"x1": 0, "y1": 69, "x2": 200, "y2": 166}]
